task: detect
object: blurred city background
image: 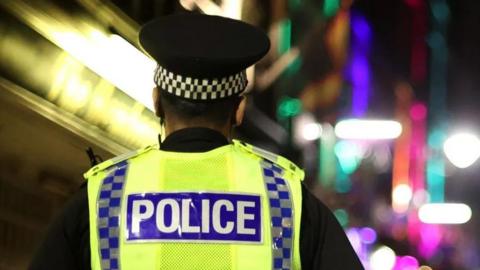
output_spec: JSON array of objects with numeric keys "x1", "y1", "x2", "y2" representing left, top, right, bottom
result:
[{"x1": 0, "y1": 0, "x2": 479, "y2": 269}]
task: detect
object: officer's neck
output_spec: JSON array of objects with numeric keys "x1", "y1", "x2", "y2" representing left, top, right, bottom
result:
[{"x1": 164, "y1": 121, "x2": 232, "y2": 140}]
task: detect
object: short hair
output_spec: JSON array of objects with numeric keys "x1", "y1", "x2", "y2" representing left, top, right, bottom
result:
[{"x1": 159, "y1": 90, "x2": 242, "y2": 126}]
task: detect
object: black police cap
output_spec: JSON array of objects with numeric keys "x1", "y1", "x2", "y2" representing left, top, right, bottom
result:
[{"x1": 139, "y1": 13, "x2": 270, "y2": 101}]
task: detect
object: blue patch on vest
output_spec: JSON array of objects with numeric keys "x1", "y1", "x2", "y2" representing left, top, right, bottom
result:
[{"x1": 126, "y1": 192, "x2": 262, "y2": 243}]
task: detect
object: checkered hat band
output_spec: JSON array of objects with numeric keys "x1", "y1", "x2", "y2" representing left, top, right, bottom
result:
[
  {"x1": 261, "y1": 160, "x2": 294, "y2": 270},
  {"x1": 96, "y1": 161, "x2": 129, "y2": 270},
  {"x1": 154, "y1": 65, "x2": 247, "y2": 100}
]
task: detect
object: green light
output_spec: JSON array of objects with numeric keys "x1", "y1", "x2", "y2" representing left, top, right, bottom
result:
[
  {"x1": 427, "y1": 0, "x2": 449, "y2": 204},
  {"x1": 428, "y1": 128, "x2": 445, "y2": 147},
  {"x1": 427, "y1": 32, "x2": 446, "y2": 49},
  {"x1": 278, "y1": 97, "x2": 302, "y2": 118},
  {"x1": 427, "y1": 160, "x2": 445, "y2": 202},
  {"x1": 319, "y1": 124, "x2": 336, "y2": 188},
  {"x1": 333, "y1": 209, "x2": 349, "y2": 227},
  {"x1": 432, "y1": 2, "x2": 450, "y2": 22},
  {"x1": 288, "y1": 0, "x2": 302, "y2": 11},
  {"x1": 285, "y1": 55, "x2": 302, "y2": 76},
  {"x1": 278, "y1": 19, "x2": 292, "y2": 55},
  {"x1": 335, "y1": 164, "x2": 352, "y2": 193},
  {"x1": 334, "y1": 141, "x2": 361, "y2": 175},
  {"x1": 426, "y1": 128, "x2": 446, "y2": 203},
  {"x1": 323, "y1": 0, "x2": 340, "y2": 18}
]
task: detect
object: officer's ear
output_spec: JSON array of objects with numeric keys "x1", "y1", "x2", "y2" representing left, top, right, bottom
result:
[
  {"x1": 152, "y1": 87, "x2": 164, "y2": 118},
  {"x1": 234, "y1": 96, "x2": 247, "y2": 126}
]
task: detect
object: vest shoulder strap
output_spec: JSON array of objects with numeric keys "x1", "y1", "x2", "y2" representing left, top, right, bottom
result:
[
  {"x1": 83, "y1": 144, "x2": 158, "y2": 179},
  {"x1": 232, "y1": 139, "x2": 304, "y2": 181}
]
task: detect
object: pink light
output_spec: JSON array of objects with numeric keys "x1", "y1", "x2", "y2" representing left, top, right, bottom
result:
[
  {"x1": 404, "y1": 0, "x2": 423, "y2": 8},
  {"x1": 409, "y1": 103, "x2": 427, "y2": 193},
  {"x1": 408, "y1": 102, "x2": 427, "y2": 249},
  {"x1": 419, "y1": 224, "x2": 442, "y2": 258},
  {"x1": 410, "y1": 103, "x2": 427, "y2": 121},
  {"x1": 394, "y1": 256, "x2": 419, "y2": 270}
]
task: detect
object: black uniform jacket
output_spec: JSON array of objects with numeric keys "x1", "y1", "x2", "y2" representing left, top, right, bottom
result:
[{"x1": 30, "y1": 128, "x2": 363, "y2": 270}]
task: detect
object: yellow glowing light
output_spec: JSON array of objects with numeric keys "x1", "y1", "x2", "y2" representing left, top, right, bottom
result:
[
  {"x1": 114, "y1": 109, "x2": 129, "y2": 124},
  {"x1": 92, "y1": 96, "x2": 105, "y2": 108},
  {"x1": 179, "y1": 0, "x2": 196, "y2": 10},
  {"x1": 180, "y1": 0, "x2": 243, "y2": 19},
  {"x1": 52, "y1": 30, "x2": 156, "y2": 111},
  {"x1": 65, "y1": 78, "x2": 90, "y2": 104},
  {"x1": 180, "y1": 0, "x2": 223, "y2": 16},
  {"x1": 222, "y1": 0, "x2": 243, "y2": 19}
]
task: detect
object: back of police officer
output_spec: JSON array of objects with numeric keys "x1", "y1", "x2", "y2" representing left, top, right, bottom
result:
[{"x1": 30, "y1": 13, "x2": 363, "y2": 270}]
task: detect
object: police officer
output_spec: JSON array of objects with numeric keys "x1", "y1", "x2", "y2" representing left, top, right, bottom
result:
[{"x1": 31, "y1": 13, "x2": 363, "y2": 270}]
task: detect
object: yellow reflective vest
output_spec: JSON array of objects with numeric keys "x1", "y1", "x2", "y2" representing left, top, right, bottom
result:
[{"x1": 84, "y1": 140, "x2": 304, "y2": 270}]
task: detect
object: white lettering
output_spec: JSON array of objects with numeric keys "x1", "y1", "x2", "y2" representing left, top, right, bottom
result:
[
  {"x1": 129, "y1": 195, "x2": 261, "y2": 239},
  {"x1": 132, "y1": 200, "x2": 154, "y2": 234},
  {"x1": 202, "y1": 199, "x2": 210, "y2": 233},
  {"x1": 212, "y1": 199, "x2": 234, "y2": 234},
  {"x1": 156, "y1": 199, "x2": 180, "y2": 233},
  {"x1": 181, "y1": 199, "x2": 200, "y2": 233},
  {"x1": 237, "y1": 201, "x2": 256, "y2": 235}
]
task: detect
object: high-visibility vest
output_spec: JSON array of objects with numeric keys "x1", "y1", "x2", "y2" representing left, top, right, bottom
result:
[{"x1": 84, "y1": 140, "x2": 304, "y2": 270}]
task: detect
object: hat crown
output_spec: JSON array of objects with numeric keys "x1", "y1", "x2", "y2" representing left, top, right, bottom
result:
[
  {"x1": 139, "y1": 13, "x2": 270, "y2": 78},
  {"x1": 139, "y1": 13, "x2": 270, "y2": 100}
]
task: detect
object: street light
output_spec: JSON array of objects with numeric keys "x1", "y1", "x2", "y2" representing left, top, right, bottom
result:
[{"x1": 443, "y1": 132, "x2": 480, "y2": 168}]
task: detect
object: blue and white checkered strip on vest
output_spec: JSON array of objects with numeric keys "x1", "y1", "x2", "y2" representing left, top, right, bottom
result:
[
  {"x1": 97, "y1": 161, "x2": 129, "y2": 270},
  {"x1": 260, "y1": 160, "x2": 294, "y2": 270}
]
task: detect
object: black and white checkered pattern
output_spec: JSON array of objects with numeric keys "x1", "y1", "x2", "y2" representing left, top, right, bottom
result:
[{"x1": 154, "y1": 65, "x2": 247, "y2": 100}]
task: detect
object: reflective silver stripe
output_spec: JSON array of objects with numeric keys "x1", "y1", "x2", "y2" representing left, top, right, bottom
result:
[
  {"x1": 260, "y1": 160, "x2": 294, "y2": 270},
  {"x1": 252, "y1": 145, "x2": 279, "y2": 163},
  {"x1": 96, "y1": 161, "x2": 129, "y2": 270}
]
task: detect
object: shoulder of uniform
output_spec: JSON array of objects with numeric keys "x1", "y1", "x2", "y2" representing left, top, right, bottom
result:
[
  {"x1": 83, "y1": 144, "x2": 158, "y2": 179},
  {"x1": 232, "y1": 139, "x2": 304, "y2": 181}
]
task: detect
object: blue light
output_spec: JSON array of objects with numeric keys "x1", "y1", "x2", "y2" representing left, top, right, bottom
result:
[
  {"x1": 351, "y1": 13, "x2": 371, "y2": 43},
  {"x1": 349, "y1": 11, "x2": 371, "y2": 117},
  {"x1": 351, "y1": 56, "x2": 369, "y2": 116}
]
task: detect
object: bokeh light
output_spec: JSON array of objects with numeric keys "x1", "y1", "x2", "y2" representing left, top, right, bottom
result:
[
  {"x1": 335, "y1": 119, "x2": 402, "y2": 140},
  {"x1": 359, "y1": 227, "x2": 377, "y2": 244},
  {"x1": 392, "y1": 184, "x2": 413, "y2": 213},
  {"x1": 394, "y1": 256, "x2": 419, "y2": 270},
  {"x1": 370, "y1": 246, "x2": 396, "y2": 270},
  {"x1": 419, "y1": 203, "x2": 472, "y2": 224},
  {"x1": 443, "y1": 132, "x2": 480, "y2": 168}
]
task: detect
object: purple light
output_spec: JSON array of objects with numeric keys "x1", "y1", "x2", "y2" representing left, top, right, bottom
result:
[
  {"x1": 346, "y1": 228, "x2": 362, "y2": 252},
  {"x1": 349, "y1": 12, "x2": 371, "y2": 117},
  {"x1": 394, "y1": 256, "x2": 419, "y2": 270},
  {"x1": 351, "y1": 55, "x2": 369, "y2": 116},
  {"x1": 351, "y1": 56, "x2": 369, "y2": 85},
  {"x1": 347, "y1": 228, "x2": 369, "y2": 266},
  {"x1": 351, "y1": 13, "x2": 371, "y2": 43},
  {"x1": 359, "y1": 227, "x2": 377, "y2": 244}
]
